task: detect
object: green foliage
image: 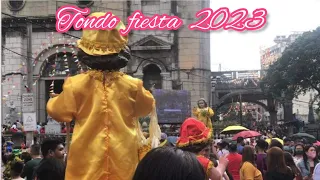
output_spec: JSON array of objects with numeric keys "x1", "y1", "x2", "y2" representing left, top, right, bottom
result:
[
  {"x1": 216, "y1": 104, "x2": 231, "y2": 114},
  {"x1": 226, "y1": 110, "x2": 238, "y2": 121},
  {"x1": 262, "y1": 27, "x2": 320, "y2": 107},
  {"x1": 216, "y1": 104, "x2": 238, "y2": 121},
  {"x1": 139, "y1": 116, "x2": 150, "y2": 125}
]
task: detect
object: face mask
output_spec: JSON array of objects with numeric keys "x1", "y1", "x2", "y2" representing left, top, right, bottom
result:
[
  {"x1": 295, "y1": 149, "x2": 304, "y2": 155},
  {"x1": 307, "y1": 151, "x2": 317, "y2": 159}
]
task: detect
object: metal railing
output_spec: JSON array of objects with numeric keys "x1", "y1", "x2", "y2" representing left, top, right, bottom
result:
[{"x1": 3, "y1": 128, "x2": 234, "y2": 144}]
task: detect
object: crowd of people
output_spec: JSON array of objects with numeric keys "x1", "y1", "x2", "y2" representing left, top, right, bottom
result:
[
  {"x1": 2, "y1": 120, "x2": 74, "y2": 134},
  {"x1": 2, "y1": 11, "x2": 320, "y2": 180},
  {"x1": 2, "y1": 118, "x2": 320, "y2": 180},
  {"x1": 2, "y1": 139, "x2": 66, "y2": 180},
  {"x1": 137, "y1": 119, "x2": 320, "y2": 180},
  {"x1": 214, "y1": 137, "x2": 320, "y2": 180}
]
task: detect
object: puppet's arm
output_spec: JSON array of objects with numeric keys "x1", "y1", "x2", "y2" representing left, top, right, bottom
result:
[
  {"x1": 134, "y1": 80, "x2": 155, "y2": 117},
  {"x1": 46, "y1": 78, "x2": 76, "y2": 123},
  {"x1": 208, "y1": 108, "x2": 215, "y2": 117},
  {"x1": 192, "y1": 107, "x2": 199, "y2": 117},
  {"x1": 135, "y1": 81, "x2": 161, "y2": 160}
]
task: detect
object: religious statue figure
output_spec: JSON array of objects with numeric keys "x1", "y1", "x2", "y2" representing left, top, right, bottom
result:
[
  {"x1": 192, "y1": 98, "x2": 214, "y2": 129},
  {"x1": 46, "y1": 13, "x2": 160, "y2": 180}
]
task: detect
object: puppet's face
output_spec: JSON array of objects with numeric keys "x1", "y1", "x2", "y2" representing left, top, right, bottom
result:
[{"x1": 198, "y1": 100, "x2": 206, "y2": 108}]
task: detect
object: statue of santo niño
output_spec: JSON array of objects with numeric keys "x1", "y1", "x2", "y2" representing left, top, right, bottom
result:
[{"x1": 192, "y1": 98, "x2": 214, "y2": 129}]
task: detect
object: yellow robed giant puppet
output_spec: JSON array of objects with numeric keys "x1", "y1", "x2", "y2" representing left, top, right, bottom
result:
[
  {"x1": 47, "y1": 12, "x2": 161, "y2": 180},
  {"x1": 192, "y1": 98, "x2": 214, "y2": 129}
]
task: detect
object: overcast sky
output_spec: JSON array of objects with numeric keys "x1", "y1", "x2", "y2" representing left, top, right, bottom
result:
[{"x1": 210, "y1": 0, "x2": 320, "y2": 71}]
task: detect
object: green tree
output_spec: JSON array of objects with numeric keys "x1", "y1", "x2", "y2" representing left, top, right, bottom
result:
[{"x1": 262, "y1": 27, "x2": 320, "y2": 111}]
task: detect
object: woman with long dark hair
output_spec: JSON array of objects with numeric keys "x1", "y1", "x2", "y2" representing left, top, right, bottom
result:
[
  {"x1": 255, "y1": 139, "x2": 268, "y2": 179},
  {"x1": 297, "y1": 145, "x2": 319, "y2": 180},
  {"x1": 133, "y1": 146, "x2": 205, "y2": 180},
  {"x1": 284, "y1": 152, "x2": 303, "y2": 180},
  {"x1": 269, "y1": 139, "x2": 284, "y2": 150},
  {"x1": 240, "y1": 145, "x2": 263, "y2": 180},
  {"x1": 266, "y1": 147, "x2": 294, "y2": 180}
]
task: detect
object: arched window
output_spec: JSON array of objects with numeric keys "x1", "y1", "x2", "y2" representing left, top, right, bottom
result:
[
  {"x1": 42, "y1": 52, "x2": 79, "y2": 77},
  {"x1": 143, "y1": 64, "x2": 162, "y2": 90},
  {"x1": 77, "y1": 0, "x2": 94, "y2": 7},
  {"x1": 7, "y1": 0, "x2": 25, "y2": 11}
]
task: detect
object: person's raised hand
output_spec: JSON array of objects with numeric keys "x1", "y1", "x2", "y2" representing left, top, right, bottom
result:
[
  {"x1": 218, "y1": 154, "x2": 229, "y2": 168},
  {"x1": 49, "y1": 93, "x2": 59, "y2": 98}
]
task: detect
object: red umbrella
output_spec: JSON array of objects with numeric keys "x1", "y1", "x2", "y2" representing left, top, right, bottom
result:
[
  {"x1": 232, "y1": 130, "x2": 261, "y2": 140},
  {"x1": 313, "y1": 141, "x2": 320, "y2": 146}
]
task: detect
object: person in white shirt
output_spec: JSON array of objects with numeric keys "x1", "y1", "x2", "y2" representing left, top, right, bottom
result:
[
  {"x1": 16, "y1": 121, "x2": 22, "y2": 129},
  {"x1": 313, "y1": 163, "x2": 320, "y2": 180},
  {"x1": 217, "y1": 141, "x2": 230, "y2": 158},
  {"x1": 11, "y1": 123, "x2": 17, "y2": 130},
  {"x1": 36, "y1": 123, "x2": 41, "y2": 134}
]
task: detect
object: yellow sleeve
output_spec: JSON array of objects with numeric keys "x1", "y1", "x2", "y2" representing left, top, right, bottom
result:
[
  {"x1": 192, "y1": 108, "x2": 199, "y2": 117},
  {"x1": 46, "y1": 78, "x2": 77, "y2": 123},
  {"x1": 241, "y1": 162, "x2": 256, "y2": 180},
  {"x1": 134, "y1": 80, "x2": 155, "y2": 117},
  {"x1": 206, "y1": 161, "x2": 214, "y2": 177},
  {"x1": 138, "y1": 144, "x2": 151, "y2": 161},
  {"x1": 208, "y1": 108, "x2": 214, "y2": 117}
]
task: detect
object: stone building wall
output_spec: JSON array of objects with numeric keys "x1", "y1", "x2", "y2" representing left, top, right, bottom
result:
[
  {"x1": 2, "y1": 31, "x2": 27, "y2": 123},
  {"x1": 176, "y1": 0, "x2": 211, "y2": 107},
  {"x1": 2, "y1": 0, "x2": 211, "y2": 123}
]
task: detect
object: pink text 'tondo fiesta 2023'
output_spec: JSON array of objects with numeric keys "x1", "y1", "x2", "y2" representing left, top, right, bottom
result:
[{"x1": 55, "y1": 5, "x2": 268, "y2": 35}]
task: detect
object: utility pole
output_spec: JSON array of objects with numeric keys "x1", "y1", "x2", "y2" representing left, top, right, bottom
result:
[
  {"x1": 219, "y1": 64, "x2": 221, "y2": 72},
  {"x1": 171, "y1": 0, "x2": 181, "y2": 89},
  {"x1": 25, "y1": 22, "x2": 35, "y2": 147},
  {"x1": 27, "y1": 23, "x2": 32, "y2": 89},
  {"x1": 239, "y1": 94, "x2": 243, "y2": 125}
]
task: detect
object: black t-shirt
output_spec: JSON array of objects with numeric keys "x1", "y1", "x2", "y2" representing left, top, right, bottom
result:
[{"x1": 21, "y1": 158, "x2": 42, "y2": 180}]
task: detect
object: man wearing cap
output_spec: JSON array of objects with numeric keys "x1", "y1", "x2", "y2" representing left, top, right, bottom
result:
[{"x1": 47, "y1": 12, "x2": 158, "y2": 180}]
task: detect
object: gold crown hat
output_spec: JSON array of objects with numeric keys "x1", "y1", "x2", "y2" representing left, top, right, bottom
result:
[{"x1": 77, "y1": 12, "x2": 128, "y2": 56}]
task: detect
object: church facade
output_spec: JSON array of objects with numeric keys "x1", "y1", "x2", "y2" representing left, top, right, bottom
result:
[{"x1": 1, "y1": 0, "x2": 211, "y2": 123}]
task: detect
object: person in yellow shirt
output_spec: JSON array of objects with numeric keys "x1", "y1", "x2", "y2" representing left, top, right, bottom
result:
[
  {"x1": 240, "y1": 146, "x2": 263, "y2": 180},
  {"x1": 192, "y1": 98, "x2": 214, "y2": 129},
  {"x1": 46, "y1": 12, "x2": 160, "y2": 180}
]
